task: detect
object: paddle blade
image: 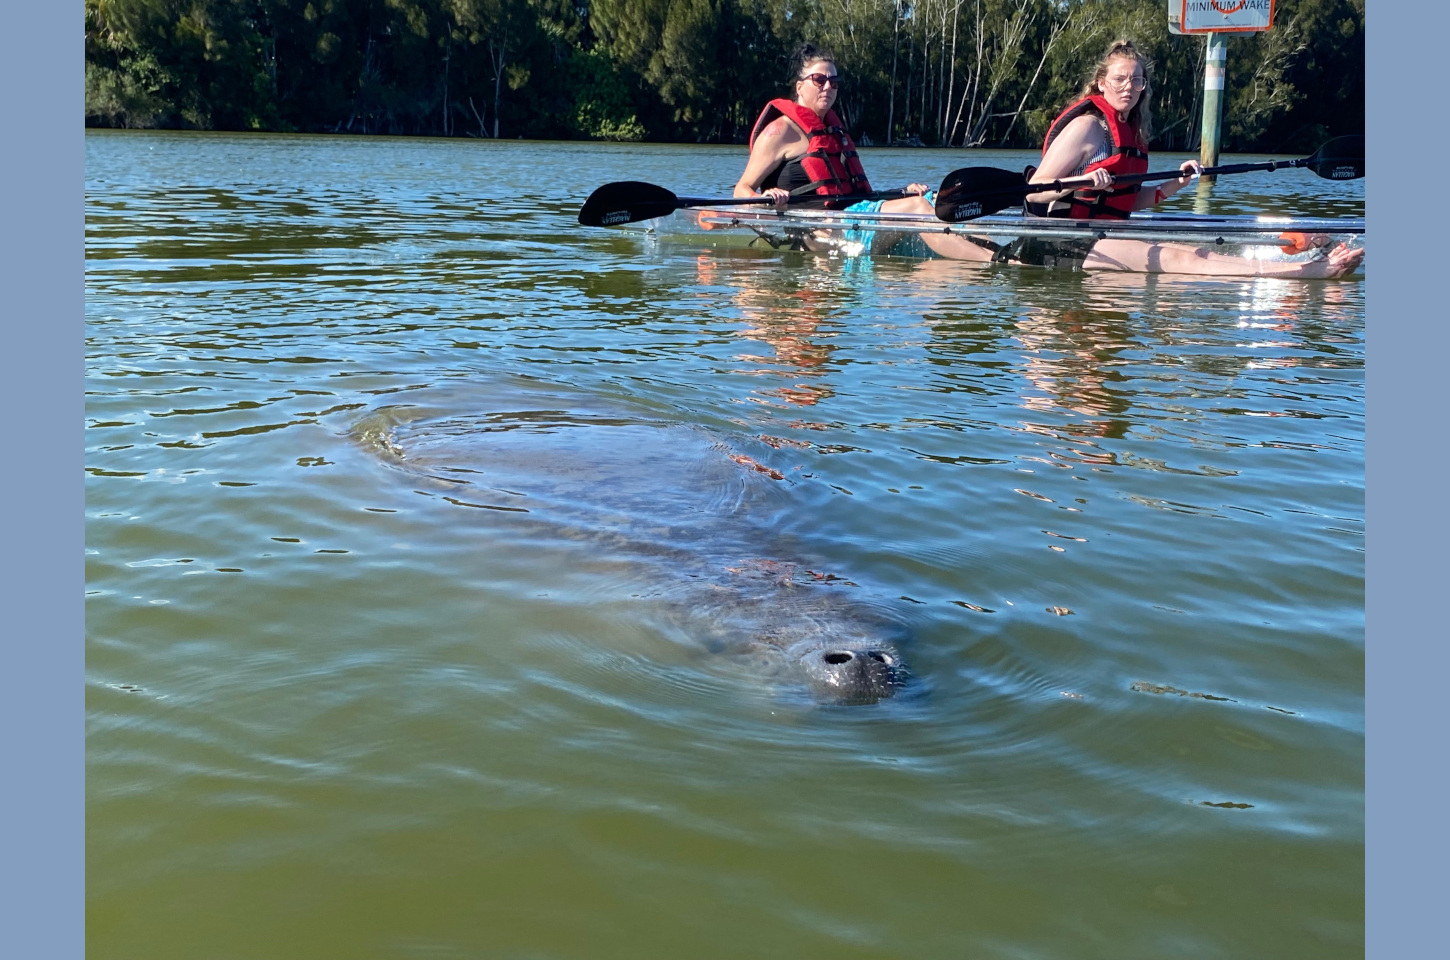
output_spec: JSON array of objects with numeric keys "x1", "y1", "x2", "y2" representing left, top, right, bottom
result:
[
  {"x1": 934, "y1": 167, "x2": 1031, "y2": 221},
  {"x1": 1306, "y1": 136, "x2": 1365, "y2": 180},
  {"x1": 579, "y1": 181, "x2": 680, "y2": 226}
]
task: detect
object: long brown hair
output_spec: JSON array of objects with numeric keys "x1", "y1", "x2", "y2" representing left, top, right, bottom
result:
[{"x1": 1079, "y1": 40, "x2": 1153, "y2": 141}]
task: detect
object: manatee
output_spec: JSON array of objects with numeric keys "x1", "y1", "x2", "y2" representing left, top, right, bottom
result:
[
  {"x1": 350, "y1": 384, "x2": 908, "y2": 705},
  {"x1": 680, "y1": 557, "x2": 907, "y2": 705},
  {"x1": 799, "y1": 641, "x2": 902, "y2": 704}
]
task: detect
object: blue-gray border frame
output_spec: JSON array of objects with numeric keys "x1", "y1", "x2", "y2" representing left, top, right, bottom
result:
[
  {"x1": 8, "y1": 4, "x2": 81, "y2": 957},
  {"x1": 1367, "y1": 4, "x2": 1442, "y2": 957}
]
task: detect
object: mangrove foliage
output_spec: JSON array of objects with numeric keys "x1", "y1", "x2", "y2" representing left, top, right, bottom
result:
[{"x1": 85, "y1": 0, "x2": 1364, "y2": 152}]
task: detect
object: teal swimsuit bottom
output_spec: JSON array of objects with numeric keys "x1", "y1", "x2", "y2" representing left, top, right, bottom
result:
[{"x1": 840, "y1": 190, "x2": 936, "y2": 250}]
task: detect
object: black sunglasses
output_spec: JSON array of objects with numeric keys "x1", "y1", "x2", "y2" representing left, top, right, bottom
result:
[{"x1": 800, "y1": 73, "x2": 845, "y2": 89}]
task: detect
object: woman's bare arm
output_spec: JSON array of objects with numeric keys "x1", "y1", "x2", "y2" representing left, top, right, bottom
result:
[
  {"x1": 1133, "y1": 160, "x2": 1202, "y2": 209},
  {"x1": 734, "y1": 117, "x2": 805, "y2": 205},
  {"x1": 1026, "y1": 115, "x2": 1110, "y2": 206}
]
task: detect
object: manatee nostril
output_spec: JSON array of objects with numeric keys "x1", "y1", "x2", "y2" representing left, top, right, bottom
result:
[
  {"x1": 867, "y1": 652, "x2": 889, "y2": 664},
  {"x1": 823, "y1": 652, "x2": 853, "y2": 664}
]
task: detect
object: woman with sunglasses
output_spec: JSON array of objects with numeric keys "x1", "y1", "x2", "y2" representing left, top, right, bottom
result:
[
  {"x1": 1018, "y1": 40, "x2": 1362, "y2": 277},
  {"x1": 734, "y1": 43, "x2": 995, "y2": 261}
]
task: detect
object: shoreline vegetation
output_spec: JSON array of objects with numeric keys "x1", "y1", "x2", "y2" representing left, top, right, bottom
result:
[{"x1": 85, "y1": 0, "x2": 1363, "y2": 154}]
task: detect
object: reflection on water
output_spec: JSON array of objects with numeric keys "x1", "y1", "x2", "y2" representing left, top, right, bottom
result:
[
  {"x1": 87, "y1": 132, "x2": 1363, "y2": 960},
  {"x1": 706, "y1": 253, "x2": 848, "y2": 407},
  {"x1": 1014, "y1": 302, "x2": 1137, "y2": 440}
]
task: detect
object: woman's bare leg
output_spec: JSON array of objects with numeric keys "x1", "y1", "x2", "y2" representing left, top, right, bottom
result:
[
  {"x1": 1084, "y1": 238, "x2": 1364, "y2": 278},
  {"x1": 880, "y1": 195, "x2": 996, "y2": 262}
]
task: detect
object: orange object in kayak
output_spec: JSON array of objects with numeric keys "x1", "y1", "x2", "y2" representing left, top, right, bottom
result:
[
  {"x1": 697, "y1": 210, "x2": 724, "y2": 230},
  {"x1": 1278, "y1": 231, "x2": 1333, "y2": 254},
  {"x1": 1278, "y1": 231, "x2": 1311, "y2": 253}
]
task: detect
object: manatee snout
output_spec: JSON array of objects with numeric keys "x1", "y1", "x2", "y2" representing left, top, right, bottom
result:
[{"x1": 794, "y1": 640, "x2": 904, "y2": 705}]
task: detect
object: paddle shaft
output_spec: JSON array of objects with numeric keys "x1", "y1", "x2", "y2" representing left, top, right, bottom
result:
[
  {"x1": 578, "y1": 179, "x2": 913, "y2": 226},
  {"x1": 936, "y1": 138, "x2": 1362, "y2": 221},
  {"x1": 673, "y1": 187, "x2": 907, "y2": 210},
  {"x1": 996, "y1": 135, "x2": 1363, "y2": 202},
  {"x1": 591, "y1": 182, "x2": 958, "y2": 222},
  {"x1": 1029, "y1": 156, "x2": 1324, "y2": 199}
]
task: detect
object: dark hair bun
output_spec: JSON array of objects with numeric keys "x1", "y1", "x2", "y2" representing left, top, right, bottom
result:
[{"x1": 788, "y1": 42, "x2": 837, "y2": 86}]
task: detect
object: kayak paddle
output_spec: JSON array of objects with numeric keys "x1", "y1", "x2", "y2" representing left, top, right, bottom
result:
[
  {"x1": 579, "y1": 181, "x2": 907, "y2": 227},
  {"x1": 935, "y1": 135, "x2": 1365, "y2": 222}
]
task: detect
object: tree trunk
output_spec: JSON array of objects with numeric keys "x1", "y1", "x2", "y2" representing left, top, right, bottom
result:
[
  {"x1": 936, "y1": 7, "x2": 949, "y2": 139},
  {"x1": 965, "y1": 0, "x2": 982, "y2": 144},
  {"x1": 920, "y1": 17, "x2": 930, "y2": 137},
  {"x1": 888, "y1": 1, "x2": 901, "y2": 143},
  {"x1": 905, "y1": 28, "x2": 916, "y2": 134},
  {"x1": 947, "y1": 0, "x2": 978, "y2": 147},
  {"x1": 944, "y1": 1, "x2": 960, "y2": 147},
  {"x1": 963, "y1": 3, "x2": 1030, "y2": 146},
  {"x1": 442, "y1": 43, "x2": 450, "y2": 137},
  {"x1": 469, "y1": 97, "x2": 486, "y2": 138},
  {"x1": 489, "y1": 39, "x2": 507, "y2": 140},
  {"x1": 1000, "y1": 12, "x2": 1070, "y2": 145}
]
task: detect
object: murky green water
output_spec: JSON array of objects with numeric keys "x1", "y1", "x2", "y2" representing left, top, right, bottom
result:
[{"x1": 86, "y1": 132, "x2": 1364, "y2": 959}]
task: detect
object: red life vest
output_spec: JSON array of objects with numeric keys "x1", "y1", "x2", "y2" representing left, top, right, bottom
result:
[
  {"x1": 1033, "y1": 94, "x2": 1149, "y2": 219},
  {"x1": 749, "y1": 99, "x2": 872, "y2": 206}
]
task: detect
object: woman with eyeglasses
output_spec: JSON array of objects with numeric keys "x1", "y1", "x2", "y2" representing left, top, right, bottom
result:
[
  {"x1": 1017, "y1": 40, "x2": 1362, "y2": 277},
  {"x1": 734, "y1": 43, "x2": 995, "y2": 261}
]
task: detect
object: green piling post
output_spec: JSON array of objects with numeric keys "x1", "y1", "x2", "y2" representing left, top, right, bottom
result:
[{"x1": 1199, "y1": 33, "x2": 1227, "y2": 181}]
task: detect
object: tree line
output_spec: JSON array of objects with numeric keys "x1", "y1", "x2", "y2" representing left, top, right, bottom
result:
[{"x1": 85, "y1": 0, "x2": 1363, "y2": 153}]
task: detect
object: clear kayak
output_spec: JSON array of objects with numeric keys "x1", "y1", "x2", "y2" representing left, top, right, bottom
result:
[{"x1": 688, "y1": 207, "x2": 1365, "y2": 266}]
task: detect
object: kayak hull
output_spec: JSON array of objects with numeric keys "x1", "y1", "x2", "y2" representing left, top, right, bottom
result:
[{"x1": 689, "y1": 208, "x2": 1364, "y2": 266}]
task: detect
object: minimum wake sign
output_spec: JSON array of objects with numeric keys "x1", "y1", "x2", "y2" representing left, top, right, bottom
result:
[{"x1": 1179, "y1": 0, "x2": 1276, "y2": 34}]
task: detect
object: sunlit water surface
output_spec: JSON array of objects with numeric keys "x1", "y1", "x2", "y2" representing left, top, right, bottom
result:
[{"x1": 87, "y1": 132, "x2": 1364, "y2": 959}]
